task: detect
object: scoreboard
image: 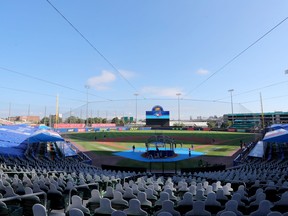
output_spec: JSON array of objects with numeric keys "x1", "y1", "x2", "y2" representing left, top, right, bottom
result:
[{"x1": 146, "y1": 105, "x2": 170, "y2": 127}]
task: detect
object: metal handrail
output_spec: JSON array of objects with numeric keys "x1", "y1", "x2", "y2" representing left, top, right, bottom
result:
[
  {"x1": 68, "y1": 182, "x2": 99, "y2": 205},
  {"x1": 0, "y1": 191, "x2": 47, "y2": 208}
]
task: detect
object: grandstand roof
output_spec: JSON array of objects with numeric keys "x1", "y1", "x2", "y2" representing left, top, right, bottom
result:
[{"x1": 225, "y1": 111, "x2": 288, "y2": 117}]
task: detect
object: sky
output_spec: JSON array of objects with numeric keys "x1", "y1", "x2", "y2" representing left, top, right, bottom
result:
[{"x1": 0, "y1": 0, "x2": 288, "y2": 121}]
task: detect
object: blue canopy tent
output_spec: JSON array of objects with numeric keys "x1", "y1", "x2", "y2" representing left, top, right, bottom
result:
[
  {"x1": 26, "y1": 129, "x2": 64, "y2": 143},
  {"x1": 0, "y1": 124, "x2": 80, "y2": 159},
  {"x1": 0, "y1": 125, "x2": 37, "y2": 156},
  {"x1": 37, "y1": 124, "x2": 52, "y2": 130},
  {"x1": 267, "y1": 124, "x2": 288, "y2": 131},
  {"x1": 263, "y1": 128, "x2": 288, "y2": 143},
  {"x1": 262, "y1": 128, "x2": 288, "y2": 160},
  {"x1": 248, "y1": 141, "x2": 265, "y2": 158},
  {"x1": 57, "y1": 141, "x2": 78, "y2": 157},
  {"x1": 0, "y1": 125, "x2": 66, "y2": 156},
  {"x1": 0, "y1": 124, "x2": 37, "y2": 146},
  {"x1": 24, "y1": 129, "x2": 79, "y2": 158}
]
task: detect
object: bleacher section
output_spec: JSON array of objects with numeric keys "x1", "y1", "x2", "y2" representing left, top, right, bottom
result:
[
  {"x1": 230, "y1": 119, "x2": 260, "y2": 132},
  {"x1": 1, "y1": 151, "x2": 288, "y2": 216}
]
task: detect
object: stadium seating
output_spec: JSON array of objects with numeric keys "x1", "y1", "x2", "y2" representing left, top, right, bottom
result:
[{"x1": 4, "y1": 127, "x2": 288, "y2": 216}]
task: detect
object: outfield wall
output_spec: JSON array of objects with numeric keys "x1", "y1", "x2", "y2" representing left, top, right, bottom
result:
[
  {"x1": 54, "y1": 126, "x2": 152, "y2": 133},
  {"x1": 53, "y1": 123, "x2": 255, "y2": 134}
]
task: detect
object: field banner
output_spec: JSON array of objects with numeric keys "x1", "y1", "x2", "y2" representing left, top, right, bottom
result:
[
  {"x1": 54, "y1": 123, "x2": 85, "y2": 128},
  {"x1": 91, "y1": 123, "x2": 116, "y2": 128},
  {"x1": 139, "y1": 127, "x2": 152, "y2": 130},
  {"x1": 227, "y1": 128, "x2": 236, "y2": 132},
  {"x1": 86, "y1": 128, "x2": 95, "y2": 132}
]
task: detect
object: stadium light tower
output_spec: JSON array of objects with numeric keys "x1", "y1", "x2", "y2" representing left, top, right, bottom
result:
[
  {"x1": 176, "y1": 93, "x2": 181, "y2": 125},
  {"x1": 228, "y1": 89, "x2": 234, "y2": 123},
  {"x1": 134, "y1": 93, "x2": 139, "y2": 124},
  {"x1": 85, "y1": 85, "x2": 90, "y2": 127}
]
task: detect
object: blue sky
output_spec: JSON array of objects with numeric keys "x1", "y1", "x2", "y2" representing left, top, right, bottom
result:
[{"x1": 0, "y1": 0, "x2": 288, "y2": 120}]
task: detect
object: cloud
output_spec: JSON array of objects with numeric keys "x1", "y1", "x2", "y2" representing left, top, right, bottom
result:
[
  {"x1": 86, "y1": 70, "x2": 116, "y2": 90},
  {"x1": 141, "y1": 86, "x2": 183, "y2": 97},
  {"x1": 119, "y1": 70, "x2": 136, "y2": 79},
  {"x1": 196, "y1": 68, "x2": 209, "y2": 75}
]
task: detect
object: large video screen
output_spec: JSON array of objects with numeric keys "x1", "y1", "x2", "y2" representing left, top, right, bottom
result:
[
  {"x1": 146, "y1": 119, "x2": 170, "y2": 127},
  {"x1": 146, "y1": 105, "x2": 170, "y2": 120}
]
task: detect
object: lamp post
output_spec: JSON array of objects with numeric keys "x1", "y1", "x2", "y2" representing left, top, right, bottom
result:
[
  {"x1": 176, "y1": 93, "x2": 181, "y2": 125},
  {"x1": 27, "y1": 104, "x2": 30, "y2": 123},
  {"x1": 228, "y1": 89, "x2": 234, "y2": 123},
  {"x1": 8, "y1": 102, "x2": 11, "y2": 122},
  {"x1": 284, "y1": 70, "x2": 288, "y2": 124},
  {"x1": 134, "y1": 93, "x2": 139, "y2": 124},
  {"x1": 85, "y1": 85, "x2": 90, "y2": 127}
]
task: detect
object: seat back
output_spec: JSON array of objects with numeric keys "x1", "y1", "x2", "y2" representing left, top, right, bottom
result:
[
  {"x1": 0, "y1": 201, "x2": 9, "y2": 216},
  {"x1": 32, "y1": 203, "x2": 47, "y2": 216},
  {"x1": 94, "y1": 198, "x2": 116, "y2": 214},
  {"x1": 69, "y1": 208, "x2": 84, "y2": 216}
]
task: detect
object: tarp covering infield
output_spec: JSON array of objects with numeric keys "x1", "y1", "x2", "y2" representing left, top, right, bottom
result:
[
  {"x1": 114, "y1": 147, "x2": 204, "y2": 162},
  {"x1": 0, "y1": 124, "x2": 65, "y2": 156}
]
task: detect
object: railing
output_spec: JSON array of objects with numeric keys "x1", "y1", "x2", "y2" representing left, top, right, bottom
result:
[
  {"x1": 0, "y1": 191, "x2": 47, "y2": 208},
  {"x1": 68, "y1": 183, "x2": 99, "y2": 205}
]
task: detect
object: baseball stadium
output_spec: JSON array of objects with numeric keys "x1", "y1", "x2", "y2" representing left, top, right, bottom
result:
[
  {"x1": 1, "y1": 1, "x2": 288, "y2": 216},
  {"x1": 1, "y1": 103, "x2": 286, "y2": 216}
]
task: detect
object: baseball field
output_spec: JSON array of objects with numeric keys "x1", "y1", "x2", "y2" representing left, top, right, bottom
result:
[{"x1": 63, "y1": 130, "x2": 258, "y2": 172}]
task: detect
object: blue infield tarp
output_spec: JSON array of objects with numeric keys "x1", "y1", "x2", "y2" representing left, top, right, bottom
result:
[{"x1": 113, "y1": 147, "x2": 204, "y2": 162}]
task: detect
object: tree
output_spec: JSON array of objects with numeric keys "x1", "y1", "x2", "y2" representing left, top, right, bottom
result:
[
  {"x1": 44, "y1": 115, "x2": 62, "y2": 126},
  {"x1": 173, "y1": 122, "x2": 185, "y2": 127},
  {"x1": 111, "y1": 117, "x2": 120, "y2": 124},
  {"x1": 119, "y1": 119, "x2": 125, "y2": 126},
  {"x1": 220, "y1": 121, "x2": 229, "y2": 128},
  {"x1": 40, "y1": 117, "x2": 50, "y2": 126},
  {"x1": 207, "y1": 121, "x2": 217, "y2": 129},
  {"x1": 92, "y1": 117, "x2": 104, "y2": 123},
  {"x1": 65, "y1": 116, "x2": 80, "y2": 123}
]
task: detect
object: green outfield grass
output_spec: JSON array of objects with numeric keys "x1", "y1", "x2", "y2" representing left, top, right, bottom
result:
[
  {"x1": 63, "y1": 130, "x2": 259, "y2": 170},
  {"x1": 65, "y1": 130, "x2": 257, "y2": 144}
]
